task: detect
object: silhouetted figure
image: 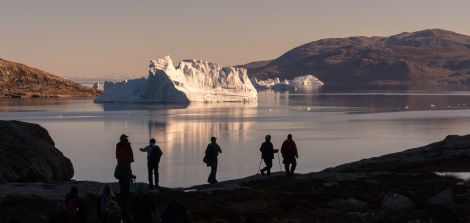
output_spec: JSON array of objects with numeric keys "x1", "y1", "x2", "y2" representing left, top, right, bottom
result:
[
  {"x1": 281, "y1": 134, "x2": 298, "y2": 176},
  {"x1": 115, "y1": 134, "x2": 135, "y2": 207},
  {"x1": 132, "y1": 183, "x2": 156, "y2": 223},
  {"x1": 65, "y1": 186, "x2": 87, "y2": 223},
  {"x1": 103, "y1": 200, "x2": 123, "y2": 223},
  {"x1": 139, "y1": 138, "x2": 163, "y2": 189},
  {"x1": 204, "y1": 136, "x2": 222, "y2": 184},
  {"x1": 259, "y1": 135, "x2": 278, "y2": 176},
  {"x1": 97, "y1": 184, "x2": 116, "y2": 223}
]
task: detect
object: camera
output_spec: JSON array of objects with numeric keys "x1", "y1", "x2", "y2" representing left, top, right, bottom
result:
[{"x1": 130, "y1": 175, "x2": 137, "y2": 183}]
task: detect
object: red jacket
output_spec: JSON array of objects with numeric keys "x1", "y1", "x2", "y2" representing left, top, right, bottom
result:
[
  {"x1": 116, "y1": 141, "x2": 133, "y2": 164},
  {"x1": 281, "y1": 139, "x2": 298, "y2": 158}
]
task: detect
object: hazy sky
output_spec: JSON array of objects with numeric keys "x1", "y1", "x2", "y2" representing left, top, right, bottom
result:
[{"x1": 2, "y1": 0, "x2": 470, "y2": 79}]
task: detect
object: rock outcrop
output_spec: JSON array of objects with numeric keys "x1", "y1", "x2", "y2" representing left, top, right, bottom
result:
[
  {"x1": 0, "y1": 120, "x2": 73, "y2": 183},
  {"x1": 0, "y1": 58, "x2": 102, "y2": 98},
  {"x1": 322, "y1": 134, "x2": 470, "y2": 173}
]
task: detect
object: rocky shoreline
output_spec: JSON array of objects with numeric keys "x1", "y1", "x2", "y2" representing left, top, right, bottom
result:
[
  {"x1": 2, "y1": 121, "x2": 470, "y2": 222},
  {"x1": 2, "y1": 169, "x2": 470, "y2": 222}
]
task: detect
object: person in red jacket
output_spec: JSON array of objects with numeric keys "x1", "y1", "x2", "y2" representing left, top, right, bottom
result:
[
  {"x1": 280, "y1": 134, "x2": 298, "y2": 176},
  {"x1": 115, "y1": 134, "x2": 134, "y2": 207},
  {"x1": 116, "y1": 134, "x2": 134, "y2": 165}
]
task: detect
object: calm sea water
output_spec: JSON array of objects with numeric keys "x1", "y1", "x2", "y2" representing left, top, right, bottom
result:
[{"x1": 1, "y1": 84, "x2": 470, "y2": 188}]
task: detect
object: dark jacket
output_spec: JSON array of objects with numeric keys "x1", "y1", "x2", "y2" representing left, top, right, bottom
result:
[
  {"x1": 205, "y1": 142, "x2": 222, "y2": 160},
  {"x1": 281, "y1": 138, "x2": 298, "y2": 162},
  {"x1": 116, "y1": 140, "x2": 134, "y2": 165},
  {"x1": 260, "y1": 141, "x2": 277, "y2": 159}
]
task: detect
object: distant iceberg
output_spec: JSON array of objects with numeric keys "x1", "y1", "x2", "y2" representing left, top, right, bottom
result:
[
  {"x1": 94, "y1": 56, "x2": 258, "y2": 103},
  {"x1": 290, "y1": 75, "x2": 324, "y2": 86},
  {"x1": 251, "y1": 74, "x2": 323, "y2": 91}
]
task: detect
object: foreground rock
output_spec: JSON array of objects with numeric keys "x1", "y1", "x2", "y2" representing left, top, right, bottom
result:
[
  {"x1": 322, "y1": 134, "x2": 470, "y2": 173},
  {"x1": 0, "y1": 58, "x2": 102, "y2": 98},
  {"x1": 3, "y1": 134, "x2": 470, "y2": 222},
  {"x1": 0, "y1": 120, "x2": 73, "y2": 183}
]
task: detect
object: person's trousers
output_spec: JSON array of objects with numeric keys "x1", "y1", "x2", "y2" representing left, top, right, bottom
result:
[
  {"x1": 208, "y1": 159, "x2": 218, "y2": 183},
  {"x1": 148, "y1": 163, "x2": 159, "y2": 187},
  {"x1": 118, "y1": 177, "x2": 131, "y2": 206},
  {"x1": 284, "y1": 159, "x2": 297, "y2": 176},
  {"x1": 260, "y1": 158, "x2": 273, "y2": 176}
]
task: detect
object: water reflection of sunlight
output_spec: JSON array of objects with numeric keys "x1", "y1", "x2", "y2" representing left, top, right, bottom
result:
[
  {"x1": 144, "y1": 103, "x2": 257, "y2": 185},
  {"x1": 147, "y1": 103, "x2": 256, "y2": 153}
]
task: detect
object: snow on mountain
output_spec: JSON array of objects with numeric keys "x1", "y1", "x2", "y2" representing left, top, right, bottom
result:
[{"x1": 94, "y1": 56, "x2": 258, "y2": 103}]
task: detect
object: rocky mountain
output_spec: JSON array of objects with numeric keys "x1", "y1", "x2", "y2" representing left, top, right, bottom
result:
[
  {"x1": 0, "y1": 120, "x2": 73, "y2": 183},
  {"x1": 243, "y1": 29, "x2": 470, "y2": 84},
  {"x1": 0, "y1": 58, "x2": 102, "y2": 98}
]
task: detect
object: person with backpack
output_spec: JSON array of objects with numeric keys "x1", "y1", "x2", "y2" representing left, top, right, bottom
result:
[
  {"x1": 115, "y1": 134, "x2": 135, "y2": 207},
  {"x1": 97, "y1": 184, "x2": 116, "y2": 223},
  {"x1": 259, "y1": 135, "x2": 279, "y2": 177},
  {"x1": 281, "y1": 133, "x2": 299, "y2": 177},
  {"x1": 204, "y1": 136, "x2": 222, "y2": 184},
  {"x1": 102, "y1": 200, "x2": 123, "y2": 223},
  {"x1": 139, "y1": 138, "x2": 163, "y2": 189},
  {"x1": 65, "y1": 186, "x2": 86, "y2": 223}
]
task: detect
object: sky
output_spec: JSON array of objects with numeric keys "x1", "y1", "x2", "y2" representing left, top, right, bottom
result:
[{"x1": 2, "y1": 0, "x2": 470, "y2": 80}]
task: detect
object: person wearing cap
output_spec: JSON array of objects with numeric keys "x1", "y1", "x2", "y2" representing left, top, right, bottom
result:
[
  {"x1": 280, "y1": 133, "x2": 298, "y2": 177},
  {"x1": 116, "y1": 134, "x2": 134, "y2": 165},
  {"x1": 115, "y1": 134, "x2": 134, "y2": 206},
  {"x1": 204, "y1": 136, "x2": 222, "y2": 184}
]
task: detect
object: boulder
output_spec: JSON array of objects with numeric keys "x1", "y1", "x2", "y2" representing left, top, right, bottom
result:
[
  {"x1": 0, "y1": 120, "x2": 73, "y2": 183},
  {"x1": 381, "y1": 192, "x2": 415, "y2": 209},
  {"x1": 427, "y1": 188, "x2": 453, "y2": 205}
]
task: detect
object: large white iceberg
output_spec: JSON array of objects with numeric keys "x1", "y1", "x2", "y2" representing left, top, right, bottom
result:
[{"x1": 94, "y1": 56, "x2": 258, "y2": 103}]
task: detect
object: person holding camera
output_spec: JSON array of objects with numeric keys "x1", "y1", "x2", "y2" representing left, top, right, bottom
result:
[{"x1": 115, "y1": 134, "x2": 135, "y2": 207}]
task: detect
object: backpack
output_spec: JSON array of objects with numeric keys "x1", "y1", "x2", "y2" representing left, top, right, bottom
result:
[
  {"x1": 149, "y1": 145, "x2": 162, "y2": 163},
  {"x1": 100, "y1": 196, "x2": 113, "y2": 215},
  {"x1": 114, "y1": 164, "x2": 124, "y2": 179},
  {"x1": 66, "y1": 197, "x2": 80, "y2": 220}
]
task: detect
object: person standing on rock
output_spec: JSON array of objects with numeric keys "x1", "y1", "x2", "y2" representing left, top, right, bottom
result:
[
  {"x1": 139, "y1": 138, "x2": 163, "y2": 190},
  {"x1": 204, "y1": 136, "x2": 222, "y2": 184},
  {"x1": 115, "y1": 134, "x2": 135, "y2": 206},
  {"x1": 65, "y1": 186, "x2": 87, "y2": 223},
  {"x1": 259, "y1": 134, "x2": 278, "y2": 177},
  {"x1": 97, "y1": 183, "x2": 116, "y2": 223},
  {"x1": 281, "y1": 134, "x2": 298, "y2": 176}
]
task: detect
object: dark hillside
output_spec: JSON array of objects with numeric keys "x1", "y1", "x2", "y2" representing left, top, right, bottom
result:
[
  {"x1": 243, "y1": 29, "x2": 470, "y2": 84},
  {"x1": 0, "y1": 58, "x2": 102, "y2": 98}
]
